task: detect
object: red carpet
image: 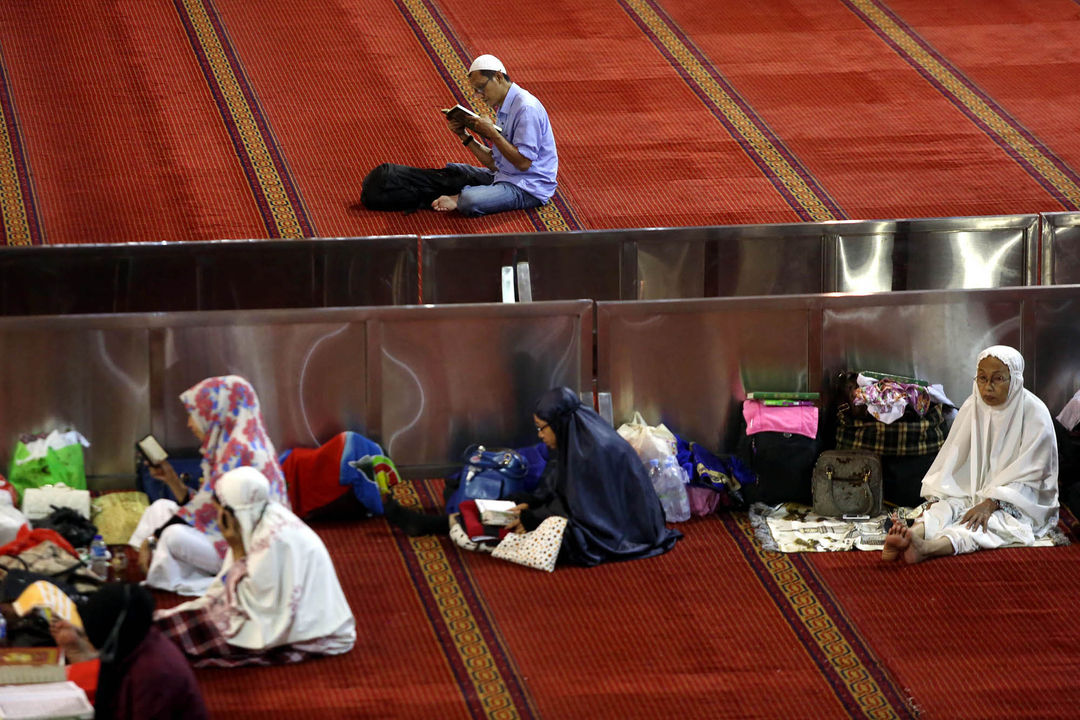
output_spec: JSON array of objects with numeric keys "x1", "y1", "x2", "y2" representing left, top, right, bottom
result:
[
  {"x1": 1, "y1": 1, "x2": 1079, "y2": 244},
  {"x1": 155, "y1": 480, "x2": 1080, "y2": 718}
]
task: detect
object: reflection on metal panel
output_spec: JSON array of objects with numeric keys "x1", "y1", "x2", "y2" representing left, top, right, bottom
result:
[
  {"x1": 0, "y1": 324, "x2": 149, "y2": 476},
  {"x1": 372, "y1": 302, "x2": 591, "y2": 464},
  {"x1": 829, "y1": 216, "x2": 1035, "y2": 292},
  {"x1": 160, "y1": 320, "x2": 368, "y2": 453},
  {"x1": 821, "y1": 299, "x2": 1022, "y2": 407},
  {"x1": 1042, "y1": 212, "x2": 1080, "y2": 285},
  {"x1": 1032, "y1": 295, "x2": 1080, "y2": 414},
  {"x1": 0, "y1": 237, "x2": 418, "y2": 315},
  {"x1": 597, "y1": 301, "x2": 810, "y2": 451}
]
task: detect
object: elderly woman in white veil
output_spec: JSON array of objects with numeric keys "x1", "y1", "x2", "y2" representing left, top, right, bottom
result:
[
  {"x1": 155, "y1": 466, "x2": 355, "y2": 666},
  {"x1": 883, "y1": 345, "x2": 1059, "y2": 564}
]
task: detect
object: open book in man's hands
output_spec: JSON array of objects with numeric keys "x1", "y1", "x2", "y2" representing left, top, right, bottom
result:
[{"x1": 441, "y1": 104, "x2": 502, "y2": 133}]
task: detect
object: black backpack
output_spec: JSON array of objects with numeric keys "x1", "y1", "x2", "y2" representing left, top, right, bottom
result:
[{"x1": 360, "y1": 163, "x2": 475, "y2": 214}]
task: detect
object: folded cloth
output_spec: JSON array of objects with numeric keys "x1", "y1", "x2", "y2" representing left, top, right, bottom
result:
[
  {"x1": 742, "y1": 400, "x2": 819, "y2": 439},
  {"x1": 1058, "y1": 389, "x2": 1080, "y2": 432}
]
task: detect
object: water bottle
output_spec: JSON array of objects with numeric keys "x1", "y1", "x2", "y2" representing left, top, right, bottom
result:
[
  {"x1": 89, "y1": 534, "x2": 112, "y2": 580},
  {"x1": 657, "y1": 456, "x2": 691, "y2": 523},
  {"x1": 0, "y1": 612, "x2": 7, "y2": 646}
]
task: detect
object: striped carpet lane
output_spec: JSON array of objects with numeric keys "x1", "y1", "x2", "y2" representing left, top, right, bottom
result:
[
  {"x1": 843, "y1": 0, "x2": 1080, "y2": 211},
  {"x1": 172, "y1": 0, "x2": 316, "y2": 238},
  {"x1": 720, "y1": 513, "x2": 918, "y2": 720},
  {"x1": 391, "y1": 480, "x2": 540, "y2": 720},
  {"x1": 0, "y1": 43, "x2": 43, "y2": 246},
  {"x1": 392, "y1": 0, "x2": 583, "y2": 232},
  {"x1": 619, "y1": 0, "x2": 847, "y2": 223}
]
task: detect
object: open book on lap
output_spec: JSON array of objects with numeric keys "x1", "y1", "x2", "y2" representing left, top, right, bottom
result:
[{"x1": 441, "y1": 104, "x2": 502, "y2": 133}]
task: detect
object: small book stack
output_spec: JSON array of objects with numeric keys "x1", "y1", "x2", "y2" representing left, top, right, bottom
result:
[
  {"x1": 0, "y1": 647, "x2": 65, "y2": 685},
  {"x1": 461, "y1": 499, "x2": 518, "y2": 543}
]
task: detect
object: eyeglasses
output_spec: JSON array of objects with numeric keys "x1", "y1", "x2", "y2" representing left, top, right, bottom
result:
[
  {"x1": 975, "y1": 374, "x2": 1010, "y2": 387},
  {"x1": 471, "y1": 77, "x2": 491, "y2": 95},
  {"x1": 535, "y1": 422, "x2": 550, "y2": 434}
]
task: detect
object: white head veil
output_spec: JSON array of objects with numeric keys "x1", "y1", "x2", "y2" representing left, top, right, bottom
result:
[
  {"x1": 921, "y1": 345, "x2": 1058, "y2": 532},
  {"x1": 205, "y1": 467, "x2": 356, "y2": 653}
]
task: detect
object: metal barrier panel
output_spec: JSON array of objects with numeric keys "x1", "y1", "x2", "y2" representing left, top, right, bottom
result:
[
  {"x1": 0, "y1": 302, "x2": 591, "y2": 479},
  {"x1": 368, "y1": 301, "x2": 593, "y2": 469},
  {"x1": 422, "y1": 232, "x2": 626, "y2": 303},
  {"x1": 1041, "y1": 212, "x2": 1080, "y2": 285},
  {"x1": 1031, "y1": 288, "x2": 1080, "y2": 414},
  {"x1": 157, "y1": 312, "x2": 370, "y2": 453},
  {"x1": 827, "y1": 215, "x2": 1037, "y2": 292},
  {"x1": 0, "y1": 237, "x2": 419, "y2": 315},
  {"x1": 597, "y1": 298, "x2": 812, "y2": 450},
  {"x1": 597, "y1": 286, "x2": 1080, "y2": 453},
  {"x1": 0, "y1": 317, "x2": 151, "y2": 476},
  {"x1": 820, "y1": 291, "x2": 1024, "y2": 406}
]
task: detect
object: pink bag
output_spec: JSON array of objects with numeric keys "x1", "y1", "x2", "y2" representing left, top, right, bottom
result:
[
  {"x1": 742, "y1": 400, "x2": 818, "y2": 439},
  {"x1": 686, "y1": 486, "x2": 721, "y2": 516}
]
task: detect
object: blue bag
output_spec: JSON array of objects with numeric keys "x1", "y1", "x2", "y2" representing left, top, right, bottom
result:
[{"x1": 445, "y1": 445, "x2": 528, "y2": 514}]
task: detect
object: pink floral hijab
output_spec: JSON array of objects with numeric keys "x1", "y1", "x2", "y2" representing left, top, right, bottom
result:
[{"x1": 174, "y1": 376, "x2": 289, "y2": 558}]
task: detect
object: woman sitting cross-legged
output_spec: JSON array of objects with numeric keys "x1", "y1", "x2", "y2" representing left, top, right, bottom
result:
[
  {"x1": 387, "y1": 387, "x2": 681, "y2": 567},
  {"x1": 883, "y1": 345, "x2": 1059, "y2": 564},
  {"x1": 154, "y1": 466, "x2": 356, "y2": 666},
  {"x1": 129, "y1": 375, "x2": 290, "y2": 596}
]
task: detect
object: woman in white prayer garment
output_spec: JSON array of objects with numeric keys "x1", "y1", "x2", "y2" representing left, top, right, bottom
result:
[
  {"x1": 155, "y1": 466, "x2": 356, "y2": 666},
  {"x1": 883, "y1": 345, "x2": 1058, "y2": 564}
]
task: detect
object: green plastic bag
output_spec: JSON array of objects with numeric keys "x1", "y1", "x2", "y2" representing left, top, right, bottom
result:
[{"x1": 8, "y1": 430, "x2": 90, "y2": 501}]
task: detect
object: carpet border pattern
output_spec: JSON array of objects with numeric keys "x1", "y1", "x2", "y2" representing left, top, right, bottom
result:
[
  {"x1": 844, "y1": 0, "x2": 1080, "y2": 211},
  {"x1": 393, "y1": 0, "x2": 582, "y2": 232},
  {"x1": 620, "y1": 0, "x2": 845, "y2": 223},
  {"x1": 721, "y1": 512, "x2": 918, "y2": 720},
  {"x1": 173, "y1": 0, "x2": 316, "y2": 238},
  {"x1": 391, "y1": 480, "x2": 538, "y2": 720},
  {"x1": 0, "y1": 44, "x2": 42, "y2": 246}
]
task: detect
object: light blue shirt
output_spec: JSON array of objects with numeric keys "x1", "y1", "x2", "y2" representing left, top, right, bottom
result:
[{"x1": 493, "y1": 83, "x2": 558, "y2": 202}]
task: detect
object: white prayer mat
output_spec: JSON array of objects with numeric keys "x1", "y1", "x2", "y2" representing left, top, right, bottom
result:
[{"x1": 748, "y1": 503, "x2": 1067, "y2": 553}]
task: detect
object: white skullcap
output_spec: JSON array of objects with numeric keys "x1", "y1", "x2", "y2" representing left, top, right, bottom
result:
[{"x1": 468, "y1": 54, "x2": 506, "y2": 74}]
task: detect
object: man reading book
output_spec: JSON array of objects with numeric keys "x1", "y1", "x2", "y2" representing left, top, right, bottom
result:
[{"x1": 432, "y1": 54, "x2": 558, "y2": 216}]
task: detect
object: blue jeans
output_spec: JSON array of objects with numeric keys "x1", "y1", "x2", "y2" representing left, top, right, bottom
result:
[{"x1": 446, "y1": 163, "x2": 544, "y2": 217}]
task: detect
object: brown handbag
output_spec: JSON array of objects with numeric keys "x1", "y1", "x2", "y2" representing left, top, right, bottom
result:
[{"x1": 811, "y1": 450, "x2": 883, "y2": 518}]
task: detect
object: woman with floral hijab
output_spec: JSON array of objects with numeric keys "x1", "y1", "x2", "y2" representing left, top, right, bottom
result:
[{"x1": 130, "y1": 376, "x2": 288, "y2": 595}]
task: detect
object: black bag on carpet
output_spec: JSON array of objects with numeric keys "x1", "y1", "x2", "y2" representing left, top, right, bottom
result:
[
  {"x1": 739, "y1": 431, "x2": 819, "y2": 506},
  {"x1": 360, "y1": 163, "x2": 478, "y2": 214}
]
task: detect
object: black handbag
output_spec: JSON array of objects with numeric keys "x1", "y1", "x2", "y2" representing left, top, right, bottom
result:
[
  {"x1": 360, "y1": 163, "x2": 477, "y2": 214},
  {"x1": 740, "y1": 432, "x2": 819, "y2": 506},
  {"x1": 812, "y1": 450, "x2": 883, "y2": 518}
]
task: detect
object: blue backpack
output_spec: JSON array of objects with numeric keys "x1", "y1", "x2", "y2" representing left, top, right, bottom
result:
[{"x1": 445, "y1": 445, "x2": 529, "y2": 514}]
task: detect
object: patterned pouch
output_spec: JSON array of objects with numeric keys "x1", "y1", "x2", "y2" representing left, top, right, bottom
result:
[{"x1": 491, "y1": 516, "x2": 568, "y2": 572}]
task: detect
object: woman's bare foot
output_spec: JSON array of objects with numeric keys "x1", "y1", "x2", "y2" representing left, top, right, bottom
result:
[
  {"x1": 882, "y1": 519, "x2": 910, "y2": 561},
  {"x1": 432, "y1": 195, "x2": 459, "y2": 212}
]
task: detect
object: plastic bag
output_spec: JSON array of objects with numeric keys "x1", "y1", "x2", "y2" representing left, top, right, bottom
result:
[
  {"x1": 8, "y1": 431, "x2": 90, "y2": 501},
  {"x1": 616, "y1": 412, "x2": 677, "y2": 464}
]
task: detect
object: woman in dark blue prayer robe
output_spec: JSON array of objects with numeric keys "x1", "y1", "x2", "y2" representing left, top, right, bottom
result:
[{"x1": 505, "y1": 387, "x2": 681, "y2": 566}]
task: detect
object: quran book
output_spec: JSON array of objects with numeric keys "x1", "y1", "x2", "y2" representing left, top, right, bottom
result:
[
  {"x1": 136, "y1": 434, "x2": 168, "y2": 465},
  {"x1": 441, "y1": 104, "x2": 502, "y2": 133},
  {"x1": 0, "y1": 647, "x2": 65, "y2": 685},
  {"x1": 0, "y1": 681, "x2": 94, "y2": 719},
  {"x1": 745, "y1": 391, "x2": 820, "y2": 400},
  {"x1": 474, "y1": 499, "x2": 517, "y2": 526},
  {"x1": 860, "y1": 370, "x2": 930, "y2": 387}
]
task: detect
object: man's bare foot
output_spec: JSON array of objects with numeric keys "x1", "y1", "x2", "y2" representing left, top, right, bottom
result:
[
  {"x1": 432, "y1": 195, "x2": 459, "y2": 212},
  {"x1": 882, "y1": 520, "x2": 910, "y2": 561}
]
